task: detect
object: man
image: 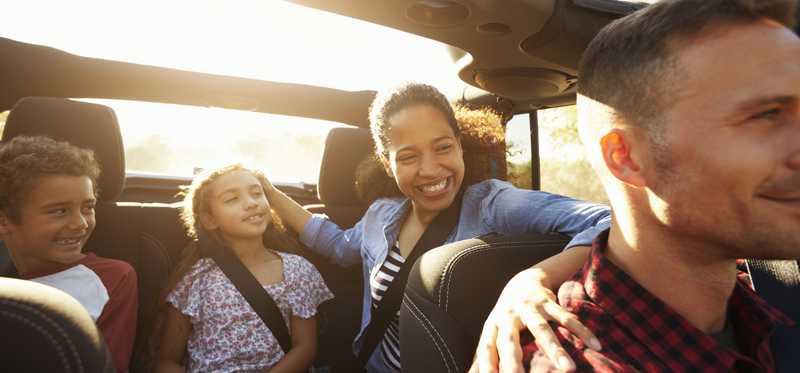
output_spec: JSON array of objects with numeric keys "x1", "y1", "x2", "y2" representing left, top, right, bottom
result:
[{"x1": 475, "y1": 0, "x2": 800, "y2": 371}]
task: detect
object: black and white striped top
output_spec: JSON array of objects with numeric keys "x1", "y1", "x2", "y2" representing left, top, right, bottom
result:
[{"x1": 370, "y1": 244, "x2": 406, "y2": 372}]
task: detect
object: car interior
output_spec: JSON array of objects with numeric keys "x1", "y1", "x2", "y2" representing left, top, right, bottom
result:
[{"x1": 1, "y1": 1, "x2": 799, "y2": 372}]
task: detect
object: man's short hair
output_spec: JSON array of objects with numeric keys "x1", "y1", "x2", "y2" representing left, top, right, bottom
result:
[
  {"x1": 0, "y1": 136, "x2": 101, "y2": 223},
  {"x1": 578, "y1": 0, "x2": 796, "y2": 139}
]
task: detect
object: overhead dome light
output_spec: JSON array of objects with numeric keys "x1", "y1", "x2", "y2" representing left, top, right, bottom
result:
[{"x1": 406, "y1": 1, "x2": 470, "y2": 27}]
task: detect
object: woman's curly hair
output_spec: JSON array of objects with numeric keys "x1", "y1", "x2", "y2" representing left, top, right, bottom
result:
[
  {"x1": 0, "y1": 136, "x2": 100, "y2": 223},
  {"x1": 356, "y1": 105, "x2": 507, "y2": 204},
  {"x1": 368, "y1": 82, "x2": 461, "y2": 161}
]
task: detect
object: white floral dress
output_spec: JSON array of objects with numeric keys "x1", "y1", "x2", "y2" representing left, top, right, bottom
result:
[{"x1": 167, "y1": 252, "x2": 334, "y2": 373}]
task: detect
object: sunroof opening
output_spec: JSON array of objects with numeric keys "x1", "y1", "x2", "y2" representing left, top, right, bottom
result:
[{"x1": 2, "y1": 0, "x2": 464, "y2": 93}]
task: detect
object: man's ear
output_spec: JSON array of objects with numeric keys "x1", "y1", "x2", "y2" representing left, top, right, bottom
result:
[
  {"x1": 199, "y1": 212, "x2": 219, "y2": 231},
  {"x1": 600, "y1": 129, "x2": 646, "y2": 187}
]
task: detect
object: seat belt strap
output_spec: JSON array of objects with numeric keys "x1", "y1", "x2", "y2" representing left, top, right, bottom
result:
[
  {"x1": 355, "y1": 192, "x2": 463, "y2": 369},
  {"x1": 199, "y1": 232, "x2": 293, "y2": 352}
]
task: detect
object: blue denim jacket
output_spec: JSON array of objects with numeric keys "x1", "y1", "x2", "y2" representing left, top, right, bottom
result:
[{"x1": 299, "y1": 179, "x2": 611, "y2": 372}]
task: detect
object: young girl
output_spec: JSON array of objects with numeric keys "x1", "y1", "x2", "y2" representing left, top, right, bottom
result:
[{"x1": 155, "y1": 164, "x2": 334, "y2": 373}]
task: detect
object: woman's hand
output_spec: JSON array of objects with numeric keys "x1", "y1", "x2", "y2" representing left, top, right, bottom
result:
[{"x1": 469, "y1": 246, "x2": 599, "y2": 373}]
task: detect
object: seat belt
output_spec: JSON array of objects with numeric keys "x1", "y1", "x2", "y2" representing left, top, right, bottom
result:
[
  {"x1": 747, "y1": 259, "x2": 800, "y2": 372},
  {"x1": 355, "y1": 192, "x2": 463, "y2": 369},
  {"x1": 198, "y1": 231, "x2": 292, "y2": 352}
]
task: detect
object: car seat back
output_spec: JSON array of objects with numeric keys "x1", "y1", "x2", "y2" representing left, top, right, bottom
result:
[{"x1": 400, "y1": 233, "x2": 570, "y2": 373}]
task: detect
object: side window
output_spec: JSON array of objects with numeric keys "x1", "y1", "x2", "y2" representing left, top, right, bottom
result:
[
  {"x1": 506, "y1": 106, "x2": 607, "y2": 204},
  {"x1": 0, "y1": 111, "x2": 7, "y2": 137},
  {"x1": 505, "y1": 113, "x2": 534, "y2": 189}
]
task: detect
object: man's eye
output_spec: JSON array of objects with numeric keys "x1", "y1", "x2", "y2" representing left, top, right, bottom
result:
[
  {"x1": 49, "y1": 208, "x2": 68, "y2": 215},
  {"x1": 750, "y1": 107, "x2": 782, "y2": 121}
]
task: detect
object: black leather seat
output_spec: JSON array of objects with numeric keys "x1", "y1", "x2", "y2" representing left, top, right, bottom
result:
[
  {"x1": 0, "y1": 276, "x2": 115, "y2": 373},
  {"x1": 400, "y1": 233, "x2": 570, "y2": 373},
  {"x1": 1, "y1": 96, "x2": 181, "y2": 372}
]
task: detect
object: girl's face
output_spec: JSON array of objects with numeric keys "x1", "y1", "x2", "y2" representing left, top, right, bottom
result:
[
  {"x1": 201, "y1": 170, "x2": 272, "y2": 242},
  {"x1": 385, "y1": 104, "x2": 464, "y2": 217}
]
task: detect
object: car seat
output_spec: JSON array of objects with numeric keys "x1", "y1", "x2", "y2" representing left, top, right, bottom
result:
[
  {"x1": 399, "y1": 233, "x2": 570, "y2": 373},
  {"x1": 0, "y1": 276, "x2": 116, "y2": 372}
]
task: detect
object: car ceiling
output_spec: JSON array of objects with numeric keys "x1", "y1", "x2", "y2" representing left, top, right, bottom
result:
[{"x1": 1, "y1": 1, "x2": 646, "y2": 126}]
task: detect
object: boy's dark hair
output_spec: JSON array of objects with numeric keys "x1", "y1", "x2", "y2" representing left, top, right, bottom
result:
[
  {"x1": 368, "y1": 82, "x2": 461, "y2": 161},
  {"x1": 578, "y1": 0, "x2": 796, "y2": 139},
  {"x1": 0, "y1": 136, "x2": 101, "y2": 223}
]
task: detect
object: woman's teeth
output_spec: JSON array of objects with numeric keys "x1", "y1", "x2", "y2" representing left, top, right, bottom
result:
[{"x1": 419, "y1": 178, "x2": 448, "y2": 193}]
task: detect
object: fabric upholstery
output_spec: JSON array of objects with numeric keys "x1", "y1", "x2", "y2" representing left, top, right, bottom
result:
[{"x1": 3, "y1": 96, "x2": 125, "y2": 201}]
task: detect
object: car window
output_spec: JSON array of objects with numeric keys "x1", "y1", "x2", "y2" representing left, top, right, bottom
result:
[
  {"x1": 83, "y1": 99, "x2": 347, "y2": 184},
  {"x1": 0, "y1": 111, "x2": 7, "y2": 137},
  {"x1": 506, "y1": 106, "x2": 607, "y2": 204}
]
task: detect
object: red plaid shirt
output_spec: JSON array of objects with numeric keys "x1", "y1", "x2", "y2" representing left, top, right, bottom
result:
[{"x1": 523, "y1": 230, "x2": 795, "y2": 373}]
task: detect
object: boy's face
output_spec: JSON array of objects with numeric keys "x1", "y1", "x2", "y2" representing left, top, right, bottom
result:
[{"x1": 0, "y1": 175, "x2": 96, "y2": 273}]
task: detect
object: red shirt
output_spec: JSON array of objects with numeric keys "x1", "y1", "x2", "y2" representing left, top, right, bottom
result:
[
  {"x1": 23, "y1": 253, "x2": 138, "y2": 373},
  {"x1": 523, "y1": 230, "x2": 794, "y2": 373}
]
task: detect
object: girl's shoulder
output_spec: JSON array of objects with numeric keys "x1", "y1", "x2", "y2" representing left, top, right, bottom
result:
[
  {"x1": 275, "y1": 252, "x2": 316, "y2": 275},
  {"x1": 177, "y1": 258, "x2": 220, "y2": 287}
]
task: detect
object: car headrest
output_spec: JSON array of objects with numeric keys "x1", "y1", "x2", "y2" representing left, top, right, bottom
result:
[
  {"x1": 2, "y1": 97, "x2": 125, "y2": 202},
  {"x1": 0, "y1": 277, "x2": 115, "y2": 373},
  {"x1": 318, "y1": 127, "x2": 374, "y2": 205}
]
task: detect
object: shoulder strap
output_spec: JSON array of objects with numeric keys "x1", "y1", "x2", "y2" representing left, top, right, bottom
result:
[
  {"x1": 747, "y1": 259, "x2": 800, "y2": 372},
  {"x1": 356, "y1": 192, "x2": 463, "y2": 368},
  {"x1": 198, "y1": 232, "x2": 292, "y2": 352}
]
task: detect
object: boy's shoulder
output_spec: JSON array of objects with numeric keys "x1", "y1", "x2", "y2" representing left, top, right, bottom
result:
[
  {"x1": 76, "y1": 253, "x2": 138, "y2": 294},
  {"x1": 80, "y1": 252, "x2": 136, "y2": 276}
]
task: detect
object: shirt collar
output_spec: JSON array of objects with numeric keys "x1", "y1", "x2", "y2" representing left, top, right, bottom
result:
[{"x1": 562, "y1": 230, "x2": 794, "y2": 369}]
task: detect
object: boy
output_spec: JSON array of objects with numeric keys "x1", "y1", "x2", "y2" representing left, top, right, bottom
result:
[{"x1": 0, "y1": 136, "x2": 138, "y2": 373}]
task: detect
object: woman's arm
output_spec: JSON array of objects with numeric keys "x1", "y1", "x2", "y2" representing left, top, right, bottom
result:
[
  {"x1": 267, "y1": 315, "x2": 318, "y2": 373},
  {"x1": 263, "y1": 178, "x2": 313, "y2": 235},
  {"x1": 264, "y1": 175, "x2": 363, "y2": 266},
  {"x1": 154, "y1": 305, "x2": 191, "y2": 373},
  {"x1": 470, "y1": 246, "x2": 597, "y2": 373},
  {"x1": 483, "y1": 182, "x2": 611, "y2": 248}
]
